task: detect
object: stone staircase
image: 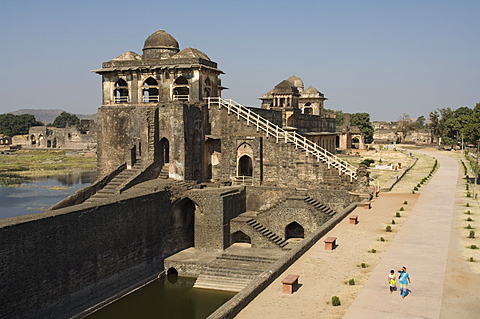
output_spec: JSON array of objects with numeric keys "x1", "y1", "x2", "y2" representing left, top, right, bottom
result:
[
  {"x1": 158, "y1": 165, "x2": 169, "y2": 179},
  {"x1": 246, "y1": 219, "x2": 289, "y2": 249},
  {"x1": 193, "y1": 253, "x2": 279, "y2": 292},
  {"x1": 304, "y1": 195, "x2": 337, "y2": 217},
  {"x1": 84, "y1": 158, "x2": 144, "y2": 204},
  {"x1": 207, "y1": 97, "x2": 358, "y2": 181}
]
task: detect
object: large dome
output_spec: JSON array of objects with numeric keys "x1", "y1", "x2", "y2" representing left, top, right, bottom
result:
[{"x1": 143, "y1": 30, "x2": 179, "y2": 50}]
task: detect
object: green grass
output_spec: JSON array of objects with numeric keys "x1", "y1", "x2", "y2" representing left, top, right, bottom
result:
[{"x1": 0, "y1": 150, "x2": 96, "y2": 178}]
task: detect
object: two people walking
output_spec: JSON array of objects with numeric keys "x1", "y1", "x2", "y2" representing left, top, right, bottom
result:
[{"x1": 388, "y1": 266, "x2": 411, "y2": 298}]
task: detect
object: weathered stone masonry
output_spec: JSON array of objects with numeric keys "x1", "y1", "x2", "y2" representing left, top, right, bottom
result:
[{"x1": 0, "y1": 30, "x2": 367, "y2": 319}]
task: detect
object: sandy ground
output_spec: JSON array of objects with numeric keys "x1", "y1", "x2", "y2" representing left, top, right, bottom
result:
[{"x1": 234, "y1": 147, "x2": 480, "y2": 318}]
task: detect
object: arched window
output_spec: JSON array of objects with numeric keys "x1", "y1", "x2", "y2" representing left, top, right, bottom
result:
[
  {"x1": 173, "y1": 76, "x2": 189, "y2": 101},
  {"x1": 143, "y1": 77, "x2": 159, "y2": 103},
  {"x1": 52, "y1": 138, "x2": 57, "y2": 148},
  {"x1": 238, "y1": 155, "x2": 253, "y2": 177},
  {"x1": 114, "y1": 79, "x2": 128, "y2": 103},
  {"x1": 46, "y1": 140, "x2": 52, "y2": 148},
  {"x1": 285, "y1": 222, "x2": 304, "y2": 239},
  {"x1": 30, "y1": 134, "x2": 36, "y2": 145},
  {"x1": 303, "y1": 102, "x2": 313, "y2": 114}
]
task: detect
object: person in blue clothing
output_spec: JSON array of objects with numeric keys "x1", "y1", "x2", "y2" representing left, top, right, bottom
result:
[{"x1": 398, "y1": 266, "x2": 411, "y2": 298}]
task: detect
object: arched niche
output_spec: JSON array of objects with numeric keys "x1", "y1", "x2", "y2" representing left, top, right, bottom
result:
[
  {"x1": 285, "y1": 221, "x2": 304, "y2": 239},
  {"x1": 231, "y1": 231, "x2": 251, "y2": 244},
  {"x1": 171, "y1": 198, "x2": 196, "y2": 247}
]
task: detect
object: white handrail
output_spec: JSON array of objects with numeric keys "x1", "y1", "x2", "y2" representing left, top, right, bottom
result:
[{"x1": 208, "y1": 97, "x2": 357, "y2": 181}]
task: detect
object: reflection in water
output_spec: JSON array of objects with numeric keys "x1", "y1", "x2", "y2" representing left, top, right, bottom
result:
[
  {"x1": 86, "y1": 276, "x2": 236, "y2": 319},
  {"x1": 0, "y1": 171, "x2": 96, "y2": 219}
]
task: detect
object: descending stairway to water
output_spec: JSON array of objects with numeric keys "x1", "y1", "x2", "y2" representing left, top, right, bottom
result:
[{"x1": 193, "y1": 252, "x2": 280, "y2": 292}]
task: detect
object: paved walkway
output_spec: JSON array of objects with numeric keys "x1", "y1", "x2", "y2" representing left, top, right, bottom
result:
[
  {"x1": 343, "y1": 152, "x2": 458, "y2": 318},
  {"x1": 235, "y1": 151, "x2": 463, "y2": 318}
]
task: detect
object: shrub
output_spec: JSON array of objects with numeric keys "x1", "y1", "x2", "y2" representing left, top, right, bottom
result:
[
  {"x1": 467, "y1": 192, "x2": 471, "y2": 198},
  {"x1": 370, "y1": 248, "x2": 377, "y2": 253},
  {"x1": 361, "y1": 262, "x2": 367, "y2": 268},
  {"x1": 466, "y1": 203, "x2": 470, "y2": 207},
  {"x1": 399, "y1": 207, "x2": 404, "y2": 211},
  {"x1": 467, "y1": 217, "x2": 473, "y2": 222},
  {"x1": 466, "y1": 184, "x2": 470, "y2": 190},
  {"x1": 392, "y1": 219, "x2": 396, "y2": 224},
  {"x1": 403, "y1": 200, "x2": 408, "y2": 205},
  {"x1": 413, "y1": 186, "x2": 418, "y2": 191},
  {"x1": 466, "y1": 224, "x2": 473, "y2": 229},
  {"x1": 332, "y1": 296, "x2": 341, "y2": 306},
  {"x1": 396, "y1": 212, "x2": 401, "y2": 218},
  {"x1": 470, "y1": 244, "x2": 478, "y2": 249},
  {"x1": 469, "y1": 230, "x2": 475, "y2": 239},
  {"x1": 349, "y1": 278, "x2": 355, "y2": 285},
  {"x1": 379, "y1": 237, "x2": 385, "y2": 242},
  {"x1": 466, "y1": 210, "x2": 471, "y2": 215},
  {"x1": 386, "y1": 225, "x2": 392, "y2": 232},
  {"x1": 412, "y1": 190, "x2": 415, "y2": 194},
  {"x1": 470, "y1": 257, "x2": 475, "y2": 262}
]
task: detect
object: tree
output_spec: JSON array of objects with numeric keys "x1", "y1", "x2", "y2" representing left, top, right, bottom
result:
[
  {"x1": 463, "y1": 103, "x2": 480, "y2": 144},
  {"x1": 52, "y1": 112, "x2": 80, "y2": 128},
  {"x1": 351, "y1": 112, "x2": 374, "y2": 144},
  {"x1": 397, "y1": 113, "x2": 413, "y2": 139},
  {"x1": 415, "y1": 116, "x2": 425, "y2": 129},
  {"x1": 324, "y1": 108, "x2": 344, "y2": 127},
  {"x1": 0, "y1": 113, "x2": 43, "y2": 136}
]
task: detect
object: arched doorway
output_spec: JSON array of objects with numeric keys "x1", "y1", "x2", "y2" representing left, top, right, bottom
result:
[
  {"x1": 285, "y1": 222, "x2": 304, "y2": 239},
  {"x1": 160, "y1": 137, "x2": 169, "y2": 164},
  {"x1": 238, "y1": 155, "x2": 252, "y2": 177}
]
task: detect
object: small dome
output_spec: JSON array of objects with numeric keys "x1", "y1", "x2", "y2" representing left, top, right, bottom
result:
[
  {"x1": 173, "y1": 47, "x2": 210, "y2": 60},
  {"x1": 287, "y1": 75, "x2": 304, "y2": 90},
  {"x1": 112, "y1": 51, "x2": 142, "y2": 61},
  {"x1": 143, "y1": 30, "x2": 179, "y2": 50}
]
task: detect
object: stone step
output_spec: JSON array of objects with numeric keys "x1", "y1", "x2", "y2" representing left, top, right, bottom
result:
[
  {"x1": 218, "y1": 254, "x2": 278, "y2": 264},
  {"x1": 204, "y1": 262, "x2": 267, "y2": 273},
  {"x1": 195, "y1": 274, "x2": 253, "y2": 285}
]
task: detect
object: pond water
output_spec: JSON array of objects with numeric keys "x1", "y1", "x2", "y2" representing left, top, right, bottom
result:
[
  {"x1": 0, "y1": 171, "x2": 96, "y2": 219},
  {"x1": 86, "y1": 274, "x2": 236, "y2": 319},
  {"x1": 1, "y1": 171, "x2": 236, "y2": 318}
]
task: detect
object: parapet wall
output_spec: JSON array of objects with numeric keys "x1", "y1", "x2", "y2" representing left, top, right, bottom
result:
[{"x1": 0, "y1": 188, "x2": 191, "y2": 319}]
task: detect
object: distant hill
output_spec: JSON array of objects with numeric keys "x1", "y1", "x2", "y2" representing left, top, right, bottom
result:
[{"x1": 9, "y1": 109, "x2": 97, "y2": 125}]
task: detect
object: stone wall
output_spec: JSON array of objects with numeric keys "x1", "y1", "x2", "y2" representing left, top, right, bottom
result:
[
  {"x1": 209, "y1": 106, "x2": 354, "y2": 190},
  {"x1": 0, "y1": 189, "x2": 193, "y2": 319}
]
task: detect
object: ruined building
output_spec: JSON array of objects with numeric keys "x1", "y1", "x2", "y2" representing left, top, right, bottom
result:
[
  {"x1": 2, "y1": 30, "x2": 369, "y2": 319},
  {"x1": 28, "y1": 119, "x2": 97, "y2": 149}
]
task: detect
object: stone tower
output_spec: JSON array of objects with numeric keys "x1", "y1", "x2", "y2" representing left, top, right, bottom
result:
[{"x1": 93, "y1": 30, "x2": 224, "y2": 180}]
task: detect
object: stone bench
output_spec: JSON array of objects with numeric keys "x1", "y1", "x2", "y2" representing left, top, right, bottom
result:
[
  {"x1": 349, "y1": 215, "x2": 358, "y2": 224},
  {"x1": 324, "y1": 237, "x2": 337, "y2": 250},
  {"x1": 364, "y1": 201, "x2": 371, "y2": 209},
  {"x1": 281, "y1": 274, "x2": 299, "y2": 294}
]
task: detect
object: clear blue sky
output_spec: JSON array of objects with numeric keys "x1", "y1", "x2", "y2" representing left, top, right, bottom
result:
[{"x1": 1, "y1": 0, "x2": 479, "y2": 121}]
